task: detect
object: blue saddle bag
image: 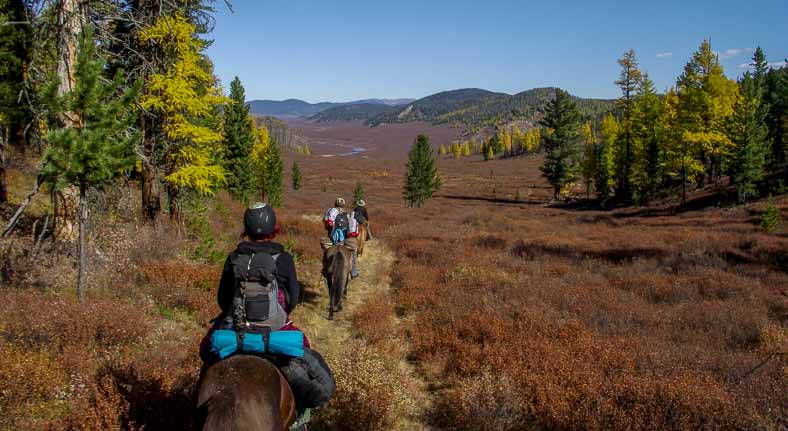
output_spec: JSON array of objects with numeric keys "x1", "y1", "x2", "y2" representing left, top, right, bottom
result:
[{"x1": 210, "y1": 329, "x2": 305, "y2": 360}]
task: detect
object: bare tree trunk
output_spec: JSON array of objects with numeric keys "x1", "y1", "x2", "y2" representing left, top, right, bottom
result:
[
  {"x1": 53, "y1": 0, "x2": 86, "y2": 242},
  {"x1": 141, "y1": 115, "x2": 161, "y2": 223},
  {"x1": 0, "y1": 125, "x2": 7, "y2": 204},
  {"x1": 77, "y1": 183, "x2": 88, "y2": 300}
]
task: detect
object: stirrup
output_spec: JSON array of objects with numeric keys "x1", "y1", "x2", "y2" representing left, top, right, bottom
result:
[{"x1": 289, "y1": 408, "x2": 311, "y2": 430}]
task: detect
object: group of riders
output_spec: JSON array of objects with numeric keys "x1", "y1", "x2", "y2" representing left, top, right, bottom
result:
[{"x1": 198, "y1": 197, "x2": 373, "y2": 429}]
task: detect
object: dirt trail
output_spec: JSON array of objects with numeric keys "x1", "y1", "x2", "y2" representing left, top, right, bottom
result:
[{"x1": 290, "y1": 238, "x2": 432, "y2": 430}]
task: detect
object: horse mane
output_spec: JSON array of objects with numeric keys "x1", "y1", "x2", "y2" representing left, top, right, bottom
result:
[{"x1": 197, "y1": 355, "x2": 289, "y2": 431}]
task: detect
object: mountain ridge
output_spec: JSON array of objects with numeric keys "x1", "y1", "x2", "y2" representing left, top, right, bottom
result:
[{"x1": 246, "y1": 98, "x2": 414, "y2": 117}]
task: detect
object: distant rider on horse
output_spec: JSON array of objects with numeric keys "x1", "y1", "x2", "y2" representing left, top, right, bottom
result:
[
  {"x1": 353, "y1": 199, "x2": 372, "y2": 240},
  {"x1": 323, "y1": 197, "x2": 360, "y2": 279}
]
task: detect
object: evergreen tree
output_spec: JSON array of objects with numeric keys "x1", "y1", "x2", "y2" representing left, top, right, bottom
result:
[
  {"x1": 264, "y1": 140, "x2": 283, "y2": 207},
  {"x1": 291, "y1": 161, "x2": 301, "y2": 191},
  {"x1": 42, "y1": 27, "x2": 138, "y2": 299},
  {"x1": 764, "y1": 59, "x2": 788, "y2": 173},
  {"x1": 729, "y1": 72, "x2": 769, "y2": 203},
  {"x1": 540, "y1": 89, "x2": 581, "y2": 199},
  {"x1": 632, "y1": 73, "x2": 662, "y2": 201},
  {"x1": 614, "y1": 49, "x2": 643, "y2": 201},
  {"x1": 223, "y1": 76, "x2": 255, "y2": 202},
  {"x1": 0, "y1": 0, "x2": 33, "y2": 203},
  {"x1": 403, "y1": 134, "x2": 441, "y2": 208},
  {"x1": 353, "y1": 180, "x2": 365, "y2": 204}
]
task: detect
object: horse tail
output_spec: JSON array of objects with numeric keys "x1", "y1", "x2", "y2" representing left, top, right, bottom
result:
[{"x1": 331, "y1": 250, "x2": 347, "y2": 299}]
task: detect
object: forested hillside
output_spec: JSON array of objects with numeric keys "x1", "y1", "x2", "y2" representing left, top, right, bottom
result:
[
  {"x1": 367, "y1": 87, "x2": 616, "y2": 129},
  {"x1": 309, "y1": 103, "x2": 398, "y2": 122}
]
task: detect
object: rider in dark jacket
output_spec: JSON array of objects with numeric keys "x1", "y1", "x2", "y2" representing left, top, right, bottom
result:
[
  {"x1": 216, "y1": 202, "x2": 300, "y2": 315},
  {"x1": 353, "y1": 199, "x2": 372, "y2": 239}
]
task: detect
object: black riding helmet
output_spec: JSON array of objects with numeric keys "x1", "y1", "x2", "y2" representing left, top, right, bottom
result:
[{"x1": 244, "y1": 202, "x2": 277, "y2": 237}]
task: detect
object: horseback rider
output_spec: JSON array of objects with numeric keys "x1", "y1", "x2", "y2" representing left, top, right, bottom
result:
[
  {"x1": 353, "y1": 199, "x2": 372, "y2": 240},
  {"x1": 200, "y1": 203, "x2": 335, "y2": 423},
  {"x1": 323, "y1": 197, "x2": 345, "y2": 236},
  {"x1": 322, "y1": 197, "x2": 360, "y2": 279}
]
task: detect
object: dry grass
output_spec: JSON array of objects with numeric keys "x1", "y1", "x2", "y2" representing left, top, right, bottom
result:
[{"x1": 1, "y1": 133, "x2": 786, "y2": 430}]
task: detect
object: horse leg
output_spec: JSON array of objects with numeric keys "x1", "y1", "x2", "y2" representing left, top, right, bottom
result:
[{"x1": 327, "y1": 280, "x2": 335, "y2": 320}]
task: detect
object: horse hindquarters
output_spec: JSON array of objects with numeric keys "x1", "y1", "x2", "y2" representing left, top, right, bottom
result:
[{"x1": 196, "y1": 355, "x2": 295, "y2": 431}]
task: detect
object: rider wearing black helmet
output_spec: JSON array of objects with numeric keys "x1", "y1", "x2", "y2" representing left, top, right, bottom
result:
[{"x1": 217, "y1": 202, "x2": 300, "y2": 323}]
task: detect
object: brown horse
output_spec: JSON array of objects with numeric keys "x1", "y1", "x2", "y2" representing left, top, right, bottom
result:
[
  {"x1": 357, "y1": 224, "x2": 368, "y2": 257},
  {"x1": 322, "y1": 244, "x2": 352, "y2": 320},
  {"x1": 196, "y1": 355, "x2": 296, "y2": 431}
]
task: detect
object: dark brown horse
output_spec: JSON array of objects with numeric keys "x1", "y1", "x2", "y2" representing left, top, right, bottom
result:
[
  {"x1": 322, "y1": 244, "x2": 352, "y2": 320},
  {"x1": 196, "y1": 355, "x2": 296, "y2": 431}
]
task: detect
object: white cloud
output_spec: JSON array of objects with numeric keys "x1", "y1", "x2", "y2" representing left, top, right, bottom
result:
[
  {"x1": 738, "y1": 60, "x2": 786, "y2": 70},
  {"x1": 656, "y1": 52, "x2": 673, "y2": 58},
  {"x1": 716, "y1": 48, "x2": 745, "y2": 59}
]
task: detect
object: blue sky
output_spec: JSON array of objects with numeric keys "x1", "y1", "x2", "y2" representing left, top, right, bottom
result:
[{"x1": 206, "y1": 0, "x2": 787, "y2": 102}]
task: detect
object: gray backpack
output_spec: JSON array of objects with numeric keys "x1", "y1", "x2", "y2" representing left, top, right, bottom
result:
[{"x1": 230, "y1": 252, "x2": 287, "y2": 332}]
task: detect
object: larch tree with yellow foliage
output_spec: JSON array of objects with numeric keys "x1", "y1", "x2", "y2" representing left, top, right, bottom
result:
[
  {"x1": 581, "y1": 122, "x2": 597, "y2": 199},
  {"x1": 596, "y1": 114, "x2": 619, "y2": 203},
  {"x1": 439, "y1": 143, "x2": 447, "y2": 156},
  {"x1": 250, "y1": 123, "x2": 283, "y2": 207},
  {"x1": 676, "y1": 39, "x2": 739, "y2": 189},
  {"x1": 139, "y1": 14, "x2": 227, "y2": 219}
]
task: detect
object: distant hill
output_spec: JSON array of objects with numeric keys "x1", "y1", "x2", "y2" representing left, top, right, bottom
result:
[
  {"x1": 370, "y1": 88, "x2": 510, "y2": 125},
  {"x1": 246, "y1": 98, "x2": 414, "y2": 117},
  {"x1": 246, "y1": 99, "x2": 338, "y2": 117},
  {"x1": 309, "y1": 103, "x2": 399, "y2": 122},
  {"x1": 368, "y1": 87, "x2": 615, "y2": 128}
]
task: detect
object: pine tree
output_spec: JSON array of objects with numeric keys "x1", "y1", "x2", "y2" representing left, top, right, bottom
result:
[
  {"x1": 264, "y1": 140, "x2": 283, "y2": 207},
  {"x1": 0, "y1": 0, "x2": 33, "y2": 203},
  {"x1": 353, "y1": 181, "x2": 365, "y2": 204},
  {"x1": 540, "y1": 89, "x2": 581, "y2": 199},
  {"x1": 760, "y1": 195, "x2": 781, "y2": 233},
  {"x1": 632, "y1": 73, "x2": 662, "y2": 201},
  {"x1": 764, "y1": 57, "x2": 788, "y2": 173},
  {"x1": 403, "y1": 134, "x2": 441, "y2": 208},
  {"x1": 729, "y1": 72, "x2": 769, "y2": 203},
  {"x1": 42, "y1": 26, "x2": 138, "y2": 299},
  {"x1": 223, "y1": 76, "x2": 255, "y2": 202},
  {"x1": 291, "y1": 161, "x2": 301, "y2": 191},
  {"x1": 614, "y1": 49, "x2": 643, "y2": 201}
]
